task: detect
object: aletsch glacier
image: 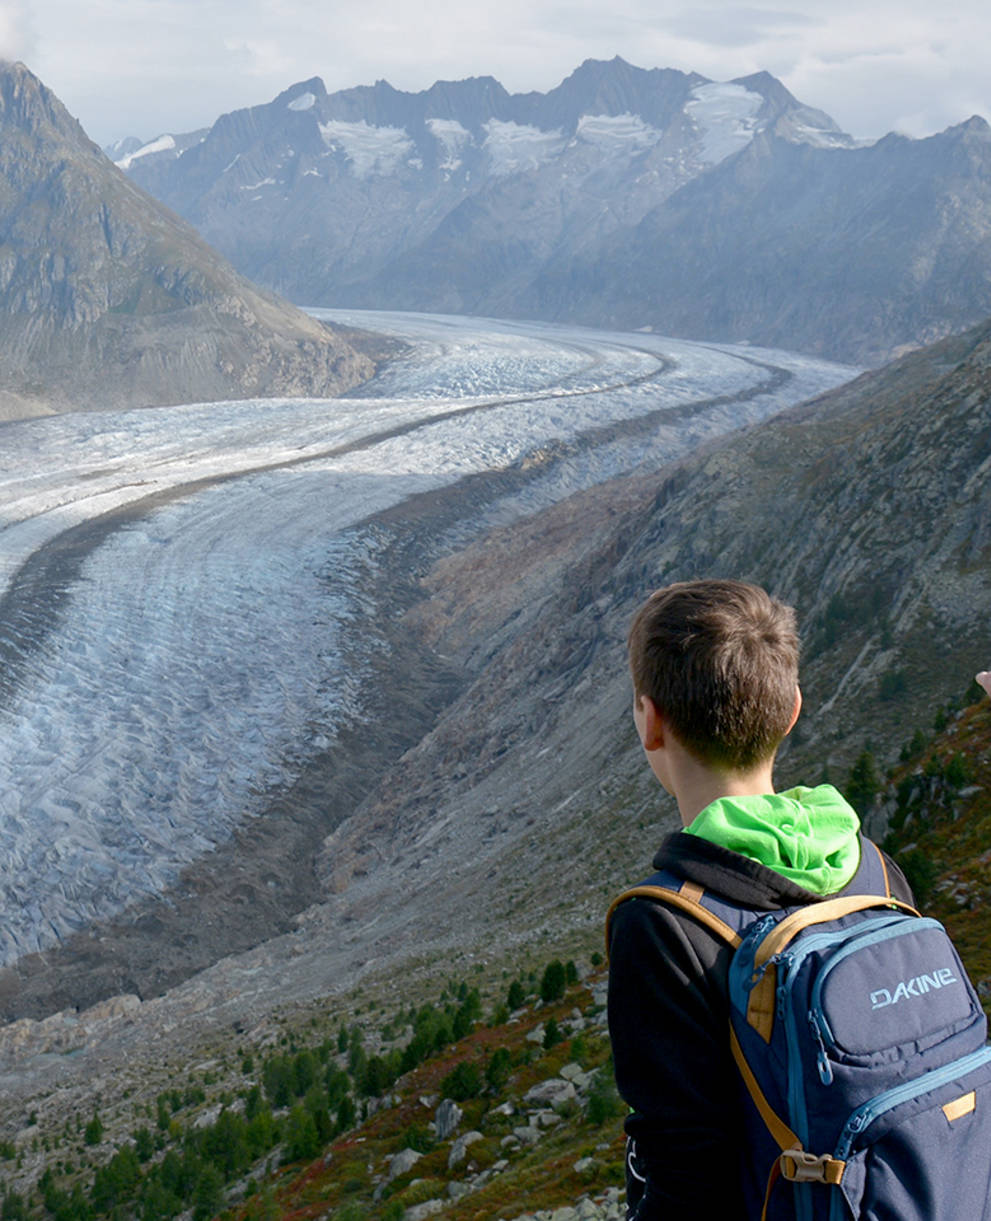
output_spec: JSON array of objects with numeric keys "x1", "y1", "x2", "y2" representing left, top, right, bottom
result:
[{"x1": 0, "y1": 311, "x2": 856, "y2": 965}]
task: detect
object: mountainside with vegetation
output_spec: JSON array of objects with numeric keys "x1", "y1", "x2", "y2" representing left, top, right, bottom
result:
[
  {"x1": 0, "y1": 62, "x2": 373, "y2": 419},
  {"x1": 2, "y1": 674, "x2": 990, "y2": 1221},
  {"x1": 0, "y1": 953, "x2": 629, "y2": 1221}
]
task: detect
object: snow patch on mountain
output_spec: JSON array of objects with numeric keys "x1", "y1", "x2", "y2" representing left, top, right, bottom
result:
[
  {"x1": 575, "y1": 113, "x2": 660, "y2": 150},
  {"x1": 483, "y1": 120, "x2": 568, "y2": 175},
  {"x1": 288, "y1": 91, "x2": 316, "y2": 112},
  {"x1": 115, "y1": 133, "x2": 176, "y2": 170},
  {"x1": 685, "y1": 82, "x2": 762, "y2": 164},
  {"x1": 318, "y1": 119, "x2": 416, "y2": 177},
  {"x1": 779, "y1": 114, "x2": 856, "y2": 149},
  {"x1": 426, "y1": 118, "x2": 472, "y2": 171}
]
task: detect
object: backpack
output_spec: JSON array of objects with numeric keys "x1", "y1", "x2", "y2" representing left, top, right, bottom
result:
[{"x1": 608, "y1": 839, "x2": 991, "y2": 1220}]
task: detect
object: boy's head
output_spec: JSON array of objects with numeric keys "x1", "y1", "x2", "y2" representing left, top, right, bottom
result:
[{"x1": 628, "y1": 579, "x2": 799, "y2": 772}]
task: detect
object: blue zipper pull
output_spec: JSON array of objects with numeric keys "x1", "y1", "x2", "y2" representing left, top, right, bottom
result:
[
  {"x1": 775, "y1": 951, "x2": 794, "y2": 1020},
  {"x1": 809, "y1": 1012, "x2": 833, "y2": 1085}
]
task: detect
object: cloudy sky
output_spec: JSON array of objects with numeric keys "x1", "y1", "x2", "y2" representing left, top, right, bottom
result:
[{"x1": 5, "y1": 0, "x2": 990, "y2": 146}]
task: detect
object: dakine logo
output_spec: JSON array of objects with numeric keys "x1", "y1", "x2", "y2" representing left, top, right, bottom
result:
[{"x1": 870, "y1": 968, "x2": 958, "y2": 1010}]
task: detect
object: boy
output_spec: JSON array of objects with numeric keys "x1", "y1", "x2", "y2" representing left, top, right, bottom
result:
[{"x1": 607, "y1": 579, "x2": 914, "y2": 1217}]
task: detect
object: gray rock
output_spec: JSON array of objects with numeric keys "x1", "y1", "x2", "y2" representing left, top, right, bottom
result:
[
  {"x1": 434, "y1": 1097, "x2": 463, "y2": 1140},
  {"x1": 406, "y1": 1201, "x2": 445, "y2": 1221},
  {"x1": 512, "y1": 1125, "x2": 542, "y2": 1147},
  {"x1": 447, "y1": 1130, "x2": 483, "y2": 1169},
  {"x1": 524, "y1": 1078, "x2": 577, "y2": 1108},
  {"x1": 387, "y1": 1147, "x2": 422, "y2": 1180}
]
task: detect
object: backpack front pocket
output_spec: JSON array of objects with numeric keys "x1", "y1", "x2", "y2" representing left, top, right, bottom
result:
[
  {"x1": 810, "y1": 918, "x2": 984, "y2": 1073},
  {"x1": 832, "y1": 1047, "x2": 991, "y2": 1221}
]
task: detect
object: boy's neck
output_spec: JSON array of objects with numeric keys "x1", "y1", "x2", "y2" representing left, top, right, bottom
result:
[
  {"x1": 633, "y1": 692, "x2": 786, "y2": 827},
  {"x1": 673, "y1": 762, "x2": 777, "y2": 827}
]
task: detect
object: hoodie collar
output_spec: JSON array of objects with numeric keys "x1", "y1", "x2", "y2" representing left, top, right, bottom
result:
[{"x1": 682, "y1": 784, "x2": 861, "y2": 896}]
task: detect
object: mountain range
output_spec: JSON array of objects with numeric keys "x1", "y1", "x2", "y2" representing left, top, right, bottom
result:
[
  {"x1": 117, "y1": 57, "x2": 991, "y2": 365},
  {"x1": 0, "y1": 62, "x2": 372, "y2": 418}
]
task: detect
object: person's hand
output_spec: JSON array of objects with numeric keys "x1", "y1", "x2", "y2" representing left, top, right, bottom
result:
[{"x1": 977, "y1": 672, "x2": 991, "y2": 698}]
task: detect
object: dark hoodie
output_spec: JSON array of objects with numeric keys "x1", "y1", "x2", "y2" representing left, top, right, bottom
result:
[{"x1": 607, "y1": 794, "x2": 913, "y2": 1219}]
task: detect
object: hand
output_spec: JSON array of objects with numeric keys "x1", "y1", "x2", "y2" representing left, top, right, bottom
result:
[{"x1": 977, "y1": 672, "x2": 991, "y2": 698}]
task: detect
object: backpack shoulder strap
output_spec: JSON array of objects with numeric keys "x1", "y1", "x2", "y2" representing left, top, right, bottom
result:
[
  {"x1": 843, "y1": 835, "x2": 893, "y2": 898},
  {"x1": 605, "y1": 878, "x2": 743, "y2": 959}
]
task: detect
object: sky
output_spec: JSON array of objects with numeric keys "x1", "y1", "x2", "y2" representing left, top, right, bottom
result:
[{"x1": 4, "y1": 0, "x2": 991, "y2": 148}]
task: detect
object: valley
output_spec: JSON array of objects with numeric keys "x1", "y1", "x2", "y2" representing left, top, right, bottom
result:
[{"x1": 0, "y1": 311, "x2": 854, "y2": 1031}]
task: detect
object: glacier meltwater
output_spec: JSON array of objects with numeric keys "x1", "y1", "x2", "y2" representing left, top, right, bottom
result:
[{"x1": 0, "y1": 311, "x2": 857, "y2": 964}]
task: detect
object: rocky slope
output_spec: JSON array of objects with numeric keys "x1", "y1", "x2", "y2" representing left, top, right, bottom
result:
[
  {"x1": 118, "y1": 57, "x2": 991, "y2": 364},
  {"x1": 308, "y1": 311, "x2": 991, "y2": 956},
  {"x1": 0, "y1": 62, "x2": 373, "y2": 419}
]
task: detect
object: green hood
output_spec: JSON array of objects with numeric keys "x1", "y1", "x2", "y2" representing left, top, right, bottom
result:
[{"x1": 684, "y1": 784, "x2": 861, "y2": 895}]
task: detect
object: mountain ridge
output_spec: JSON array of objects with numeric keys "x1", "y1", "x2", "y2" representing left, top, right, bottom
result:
[
  {"x1": 114, "y1": 56, "x2": 991, "y2": 364},
  {"x1": 0, "y1": 61, "x2": 374, "y2": 417}
]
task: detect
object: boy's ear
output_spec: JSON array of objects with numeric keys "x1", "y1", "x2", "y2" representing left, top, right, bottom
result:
[
  {"x1": 635, "y1": 694, "x2": 667, "y2": 752},
  {"x1": 785, "y1": 686, "x2": 802, "y2": 735}
]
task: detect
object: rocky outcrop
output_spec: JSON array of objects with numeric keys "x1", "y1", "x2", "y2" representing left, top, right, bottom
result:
[{"x1": 0, "y1": 61, "x2": 373, "y2": 418}]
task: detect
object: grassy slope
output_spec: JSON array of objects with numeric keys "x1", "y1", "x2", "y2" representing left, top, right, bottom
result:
[{"x1": 879, "y1": 687, "x2": 991, "y2": 1003}]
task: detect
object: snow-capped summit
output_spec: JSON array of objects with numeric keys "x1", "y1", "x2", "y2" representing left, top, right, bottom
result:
[{"x1": 118, "y1": 58, "x2": 852, "y2": 301}]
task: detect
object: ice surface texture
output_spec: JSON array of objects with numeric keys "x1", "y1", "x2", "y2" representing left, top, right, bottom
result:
[{"x1": 0, "y1": 311, "x2": 856, "y2": 963}]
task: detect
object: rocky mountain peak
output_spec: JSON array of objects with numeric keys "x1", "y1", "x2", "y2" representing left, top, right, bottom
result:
[
  {"x1": 0, "y1": 61, "x2": 373, "y2": 416},
  {"x1": 733, "y1": 69, "x2": 799, "y2": 109},
  {"x1": 274, "y1": 76, "x2": 328, "y2": 106},
  {"x1": 0, "y1": 59, "x2": 94, "y2": 149}
]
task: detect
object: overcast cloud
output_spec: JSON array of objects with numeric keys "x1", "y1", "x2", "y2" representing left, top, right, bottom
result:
[{"x1": 5, "y1": 0, "x2": 990, "y2": 146}]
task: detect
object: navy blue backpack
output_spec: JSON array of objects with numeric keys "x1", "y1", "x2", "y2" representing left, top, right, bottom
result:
[{"x1": 610, "y1": 840, "x2": 991, "y2": 1219}]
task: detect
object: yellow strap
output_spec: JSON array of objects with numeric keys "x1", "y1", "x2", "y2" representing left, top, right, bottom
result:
[
  {"x1": 760, "y1": 1159, "x2": 782, "y2": 1221},
  {"x1": 870, "y1": 840, "x2": 892, "y2": 898},
  {"x1": 753, "y1": 894, "x2": 920, "y2": 970},
  {"x1": 605, "y1": 885, "x2": 742, "y2": 958},
  {"x1": 746, "y1": 966, "x2": 779, "y2": 1043},
  {"x1": 729, "y1": 1025, "x2": 801, "y2": 1152}
]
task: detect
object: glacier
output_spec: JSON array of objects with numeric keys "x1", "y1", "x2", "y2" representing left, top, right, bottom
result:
[{"x1": 0, "y1": 311, "x2": 857, "y2": 964}]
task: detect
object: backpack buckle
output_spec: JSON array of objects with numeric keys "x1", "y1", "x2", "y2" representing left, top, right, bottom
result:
[{"x1": 779, "y1": 1149, "x2": 846, "y2": 1185}]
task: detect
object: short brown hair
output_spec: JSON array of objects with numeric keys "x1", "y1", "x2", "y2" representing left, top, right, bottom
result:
[{"x1": 628, "y1": 579, "x2": 799, "y2": 771}]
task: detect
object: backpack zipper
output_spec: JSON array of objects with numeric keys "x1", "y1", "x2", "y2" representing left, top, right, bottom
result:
[
  {"x1": 808, "y1": 1010, "x2": 834, "y2": 1085},
  {"x1": 833, "y1": 1045, "x2": 991, "y2": 1159}
]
